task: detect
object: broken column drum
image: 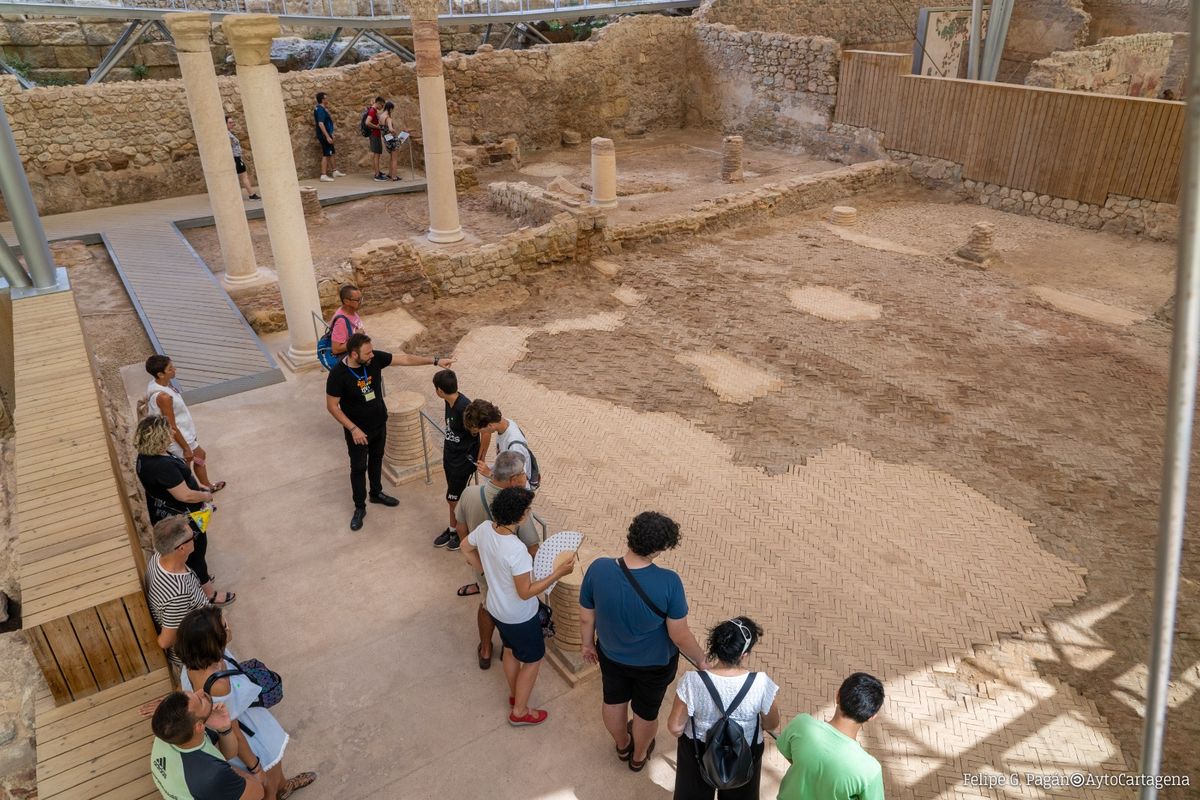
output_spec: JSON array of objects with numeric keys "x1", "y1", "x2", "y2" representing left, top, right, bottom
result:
[
  {"x1": 957, "y1": 221, "x2": 997, "y2": 262},
  {"x1": 590, "y1": 137, "x2": 617, "y2": 209},
  {"x1": 721, "y1": 135, "x2": 744, "y2": 183}
]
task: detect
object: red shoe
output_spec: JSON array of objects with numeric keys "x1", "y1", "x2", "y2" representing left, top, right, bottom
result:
[
  {"x1": 509, "y1": 709, "x2": 548, "y2": 727},
  {"x1": 509, "y1": 696, "x2": 515, "y2": 707}
]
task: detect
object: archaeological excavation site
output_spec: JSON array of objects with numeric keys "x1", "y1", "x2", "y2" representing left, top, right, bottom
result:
[{"x1": 0, "y1": 0, "x2": 1198, "y2": 798}]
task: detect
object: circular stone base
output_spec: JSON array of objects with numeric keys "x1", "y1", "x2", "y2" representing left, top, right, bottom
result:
[{"x1": 830, "y1": 206, "x2": 859, "y2": 226}]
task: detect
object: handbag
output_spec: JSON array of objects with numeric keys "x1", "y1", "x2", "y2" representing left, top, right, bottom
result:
[
  {"x1": 538, "y1": 600, "x2": 556, "y2": 639},
  {"x1": 204, "y1": 653, "x2": 284, "y2": 709}
]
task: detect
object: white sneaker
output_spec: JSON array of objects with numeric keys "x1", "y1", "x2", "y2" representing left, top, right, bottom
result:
[
  {"x1": 332, "y1": 170, "x2": 347, "y2": 177},
  {"x1": 320, "y1": 174, "x2": 335, "y2": 182}
]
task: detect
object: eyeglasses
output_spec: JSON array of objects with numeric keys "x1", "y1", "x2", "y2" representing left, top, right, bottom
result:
[
  {"x1": 728, "y1": 618, "x2": 752, "y2": 658},
  {"x1": 175, "y1": 530, "x2": 199, "y2": 550}
]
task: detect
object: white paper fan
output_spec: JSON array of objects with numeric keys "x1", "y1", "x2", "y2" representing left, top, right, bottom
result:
[{"x1": 533, "y1": 531, "x2": 584, "y2": 594}]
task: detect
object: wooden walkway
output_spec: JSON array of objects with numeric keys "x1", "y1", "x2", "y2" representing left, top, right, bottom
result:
[{"x1": 2, "y1": 174, "x2": 424, "y2": 404}]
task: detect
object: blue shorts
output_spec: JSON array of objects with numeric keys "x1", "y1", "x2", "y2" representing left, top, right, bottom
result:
[
  {"x1": 491, "y1": 612, "x2": 545, "y2": 663},
  {"x1": 319, "y1": 140, "x2": 335, "y2": 157}
]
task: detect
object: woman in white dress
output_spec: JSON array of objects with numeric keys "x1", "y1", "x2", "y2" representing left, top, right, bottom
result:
[
  {"x1": 176, "y1": 606, "x2": 316, "y2": 800},
  {"x1": 666, "y1": 616, "x2": 781, "y2": 800}
]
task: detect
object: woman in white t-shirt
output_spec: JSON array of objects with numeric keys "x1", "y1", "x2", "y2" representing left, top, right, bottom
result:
[
  {"x1": 462, "y1": 487, "x2": 575, "y2": 727},
  {"x1": 667, "y1": 616, "x2": 781, "y2": 800}
]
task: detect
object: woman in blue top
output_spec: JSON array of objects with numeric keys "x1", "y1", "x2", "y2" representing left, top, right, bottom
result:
[{"x1": 580, "y1": 512, "x2": 708, "y2": 773}]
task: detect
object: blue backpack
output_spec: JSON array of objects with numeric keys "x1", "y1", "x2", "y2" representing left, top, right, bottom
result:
[{"x1": 317, "y1": 314, "x2": 354, "y2": 371}]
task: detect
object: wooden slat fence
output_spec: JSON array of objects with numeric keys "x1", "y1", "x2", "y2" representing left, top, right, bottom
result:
[{"x1": 834, "y1": 50, "x2": 1184, "y2": 206}]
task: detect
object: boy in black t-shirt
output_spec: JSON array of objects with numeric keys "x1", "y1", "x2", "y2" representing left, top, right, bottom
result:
[
  {"x1": 432, "y1": 369, "x2": 489, "y2": 550},
  {"x1": 326, "y1": 333, "x2": 449, "y2": 531}
]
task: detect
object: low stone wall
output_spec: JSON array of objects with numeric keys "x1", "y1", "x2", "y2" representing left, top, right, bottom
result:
[
  {"x1": 602, "y1": 161, "x2": 905, "y2": 247},
  {"x1": 487, "y1": 180, "x2": 579, "y2": 225},
  {"x1": 891, "y1": 150, "x2": 1179, "y2": 240},
  {"x1": 1086, "y1": 0, "x2": 1189, "y2": 42},
  {"x1": 687, "y1": 23, "x2": 839, "y2": 151},
  {"x1": 1026, "y1": 32, "x2": 1186, "y2": 97},
  {"x1": 1004, "y1": 0, "x2": 1090, "y2": 81},
  {"x1": 695, "y1": 0, "x2": 922, "y2": 46}
]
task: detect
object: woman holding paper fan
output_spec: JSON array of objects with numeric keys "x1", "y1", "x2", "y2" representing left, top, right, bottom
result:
[{"x1": 462, "y1": 487, "x2": 576, "y2": 727}]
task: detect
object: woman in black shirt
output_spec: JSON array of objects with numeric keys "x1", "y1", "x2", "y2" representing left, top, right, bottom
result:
[{"x1": 135, "y1": 415, "x2": 233, "y2": 605}]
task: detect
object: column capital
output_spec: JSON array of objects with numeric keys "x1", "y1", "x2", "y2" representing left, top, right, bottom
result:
[
  {"x1": 406, "y1": 0, "x2": 442, "y2": 21},
  {"x1": 164, "y1": 12, "x2": 212, "y2": 53},
  {"x1": 222, "y1": 14, "x2": 280, "y2": 67}
]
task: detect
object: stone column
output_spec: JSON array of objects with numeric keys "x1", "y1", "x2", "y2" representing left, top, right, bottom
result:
[
  {"x1": 223, "y1": 15, "x2": 322, "y2": 368},
  {"x1": 409, "y1": 0, "x2": 464, "y2": 243},
  {"x1": 590, "y1": 137, "x2": 617, "y2": 209},
  {"x1": 721, "y1": 135, "x2": 744, "y2": 183},
  {"x1": 166, "y1": 13, "x2": 263, "y2": 290},
  {"x1": 382, "y1": 390, "x2": 433, "y2": 485}
]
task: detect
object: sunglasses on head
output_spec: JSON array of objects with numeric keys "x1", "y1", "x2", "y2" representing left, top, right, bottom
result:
[{"x1": 728, "y1": 618, "x2": 752, "y2": 657}]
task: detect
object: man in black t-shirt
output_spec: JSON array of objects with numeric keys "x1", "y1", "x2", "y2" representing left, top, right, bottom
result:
[
  {"x1": 432, "y1": 369, "x2": 489, "y2": 550},
  {"x1": 326, "y1": 333, "x2": 450, "y2": 531}
]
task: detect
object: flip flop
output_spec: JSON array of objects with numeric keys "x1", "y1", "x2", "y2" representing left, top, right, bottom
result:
[
  {"x1": 209, "y1": 591, "x2": 236, "y2": 607},
  {"x1": 457, "y1": 583, "x2": 481, "y2": 597},
  {"x1": 629, "y1": 738, "x2": 656, "y2": 772},
  {"x1": 210, "y1": 481, "x2": 227, "y2": 493},
  {"x1": 617, "y1": 720, "x2": 634, "y2": 761},
  {"x1": 277, "y1": 771, "x2": 317, "y2": 800},
  {"x1": 478, "y1": 643, "x2": 492, "y2": 670}
]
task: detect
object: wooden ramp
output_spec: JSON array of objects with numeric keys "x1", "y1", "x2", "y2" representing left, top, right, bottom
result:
[{"x1": 2, "y1": 174, "x2": 424, "y2": 404}]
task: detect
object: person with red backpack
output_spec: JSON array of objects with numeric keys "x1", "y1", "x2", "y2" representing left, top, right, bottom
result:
[
  {"x1": 362, "y1": 96, "x2": 386, "y2": 181},
  {"x1": 667, "y1": 617, "x2": 781, "y2": 799}
]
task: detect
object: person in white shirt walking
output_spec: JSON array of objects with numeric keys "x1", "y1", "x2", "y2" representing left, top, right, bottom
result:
[
  {"x1": 464, "y1": 399, "x2": 533, "y2": 483},
  {"x1": 146, "y1": 354, "x2": 224, "y2": 493},
  {"x1": 667, "y1": 616, "x2": 781, "y2": 799}
]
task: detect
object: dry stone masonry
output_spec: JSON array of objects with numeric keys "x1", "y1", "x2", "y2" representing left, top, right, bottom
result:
[
  {"x1": 1026, "y1": 32, "x2": 1188, "y2": 96},
  {"x1": 720, "y1": 135, "x2": 744, "y2": 183},
  {"x1": 696, "y1": 0, "x2": 920, "y2": 47}
]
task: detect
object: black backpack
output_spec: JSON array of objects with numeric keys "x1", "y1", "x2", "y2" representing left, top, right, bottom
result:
[
  {"x1": 692, "y1": 671, "x2": 760, "y2": 790},
  {"x1": 359, "y1": 107, "x2": 372, "y2": 137}
]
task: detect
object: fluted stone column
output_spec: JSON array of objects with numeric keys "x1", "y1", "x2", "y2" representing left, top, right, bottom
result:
[
  {"x1": 409, "y1": 0, "x2": 463, "y2": 243},
  {"x1": 167, "y1": 13, "x2": 264, "y2": 290},
  {"x1": 590, "y1": 137, "x2": 617, "y2": 209},
  {"x1": 223, "y1": 15, "x2": 321, "y2": 368}
]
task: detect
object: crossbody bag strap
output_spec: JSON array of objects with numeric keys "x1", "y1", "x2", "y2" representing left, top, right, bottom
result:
[
  {"x1": 480, "y1": 486, "x2": 492, "y2": 521},
  {"x1": 617, "y1": 558, "x2": 668, "y2": 619}
]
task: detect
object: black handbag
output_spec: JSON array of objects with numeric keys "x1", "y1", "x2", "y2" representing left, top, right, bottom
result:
[{"x1": 203, "y1": 653, "x2": 284, "y2": 709}]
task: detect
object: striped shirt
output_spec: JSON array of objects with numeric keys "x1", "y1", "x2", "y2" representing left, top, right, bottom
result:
[
  {"x1": 146, "y1": 553, "x2": 208, "y2": 663},
  {"x1": 228, "y1": 129, "x2": 243, "y2": 159}
]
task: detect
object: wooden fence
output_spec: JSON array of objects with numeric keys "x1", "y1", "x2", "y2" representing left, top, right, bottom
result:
[{"x1": 834, "y1": 50, "x2": 1184, "y2": 206}]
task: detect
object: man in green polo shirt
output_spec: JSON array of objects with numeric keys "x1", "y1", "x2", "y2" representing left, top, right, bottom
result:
[
  {"x1": 776, "y1": 672, "x2": 886, "y2": 800},
  {"x1": 150, "y1": 690, "x2": 265, "y2": 800}
]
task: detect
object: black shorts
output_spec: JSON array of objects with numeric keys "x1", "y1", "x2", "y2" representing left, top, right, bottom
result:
[
  {"x1": 319, "y1": 140, "x2": 335, "y2": 157},
  {"x1": 491, "y1": 612, "x2": 545, "y2": 663},
  {"x1": 234, "y1": 156, "x2": 246, "y2": 174},
  {"x1": 444, "y1": 461, "x2": 475, "y2": 502},
  {"x1": 597, "y1": 643, "x2": 679, "y2": 721},
  {"x1": 368, "y1": 136, "x2": 383, "y2": 155}
]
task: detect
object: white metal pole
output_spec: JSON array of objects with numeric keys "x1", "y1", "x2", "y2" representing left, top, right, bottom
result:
[
  {"x1": 0, "y1": 95, "x2": 56, "y2": 289},
  {"x1": 1139, "y1": 12, "x2": 1200, "y2": 798},
  {"x1": 968, "y1": 0, "x2": 982, "y2": 80}
]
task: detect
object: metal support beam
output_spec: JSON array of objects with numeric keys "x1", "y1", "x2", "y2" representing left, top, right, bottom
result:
[
  {"x1": 979, "y1": 0, "x2": 1013, "y2": 82},
  {"x1": 87, "y1": 19, "x2": 154, "y2": 85},
  {"x1": 497, "y1": 22, "x2": 517, "y2": 49},
  {"x1": 328, "y1": 28, "x2": 367, "y2": 68},
  {"x1": 151, "y1": 18, "x2": 174, "y2": 43},
  {"x1": 0, "y1": 95, "x2": 56, "y2": 289},
  {"x1": 967, "y1": 0, "x2": 982, "y2": 80},
  {"x1": 0, "y1": 59, "x2": 32, "y2": 90},
  {"x1": 1139, "y1": 17, "x2": 1200, "y2": 798},
  {"x1": 0, "y1": 232, "x2": 31, "y2": 289},
  {"x1": 362, "y1": 29, "x2": 414, "y2": 61},
  {"x1": 518, "y1": 22, "x2": 553, "y2": 46},
  {"x1": 480, "y1": 23, "x2": 492, "y2": 44},
  {"x1": 312, "y1": 25, "x2": 343, "y2": 68}
]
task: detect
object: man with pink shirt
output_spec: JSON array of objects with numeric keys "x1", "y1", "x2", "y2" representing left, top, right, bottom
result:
[{"x1": 330, "y1": 284, "x2": 366, "y2": 356}]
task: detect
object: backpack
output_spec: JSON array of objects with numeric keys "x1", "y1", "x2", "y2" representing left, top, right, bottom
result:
[
  {"x1": 317, "y1": 314, "x2": 354, "y2": 371},
  {"x1": 691, "y1": 671, "x2": 760, "y2": 790},
  {"x1": 359, "y1": 107, "x2": 372, "y2": 137},
  {"x1": 203, "y1": 653, "x2": 284, "y2": 710},
  {"x1": 505, "y1": 437, "x2": 542, "y2": 491}
]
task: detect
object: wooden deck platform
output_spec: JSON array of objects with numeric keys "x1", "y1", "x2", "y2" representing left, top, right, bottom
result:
[
  {"x1": 35, "y1": 668, "x2": 173, "y2": 800},
  {"x1": 2, "y1": 174, "x2": 424, "y2": 404}
]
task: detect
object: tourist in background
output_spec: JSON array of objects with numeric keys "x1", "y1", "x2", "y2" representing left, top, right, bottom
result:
[
  {"x1": 432, "y1": 369, "x2": 488, "y2": 551},
  {"x1": 667, "y1": 617, "x2": 780, "y2": 799},
  {"x1": 380, "y1": 100, "x2": 409, "y2": 182},
  {"x1": 329, "y1": 284, "x2": 366, "y2": 357},
  {"x1": 145, "y1": 516, "x2": 220, "y2": 665},
  {"x1": 453, "y1": 450, "x2": 540, "y2": 668},
  {"x1": 579, "y1": 511, "x2": 708, "y2": 772},
  {"x1": 150, "y1": 691, "x2": 264, "y2": 800},
  {"x1": 775, "y1": 673, "x2": 886, "y2": 800},
  {"x1": 136, "y1": 416, "x2": 233, "y2": 607},
  {"x1": 146, "y1": 354, "x2": 224, "y2": 493},
  {"x1": 461, "y1": 487, "x2": 575, "y2": 727},
  {"x1": 226, "y1": 115, "x2": 259, "y2": 200},
  {"x1": 366, "y1": 95, "x2": 386, "y2": 181},
  {"x1": 314, "y1": 91, "x2": 345, "y2": 182},
  {"x1": 176, "y1": 606, "x2": 317, "y2": 800}
]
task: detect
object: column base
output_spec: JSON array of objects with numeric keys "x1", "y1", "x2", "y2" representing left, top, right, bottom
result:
[
  {"x1": 384, "y1": 458, "x2": 442, "y2": 488},
  {"x1": 277, "y1": 344, "x2": 321, "y2": 373},
  {"x1": 221, "y1": 267, "x2": 276, "y2": 292},
  {"x1": 591, "y1": 199, "x2": 618, "y2": 209},
  {"x1": 427, "y1": 226, "x2": 465, "y2": 244}
]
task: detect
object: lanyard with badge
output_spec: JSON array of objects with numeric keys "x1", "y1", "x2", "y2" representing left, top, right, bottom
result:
[{"x1": 350, "y1": 363, "x2": 376, "y2": 402}]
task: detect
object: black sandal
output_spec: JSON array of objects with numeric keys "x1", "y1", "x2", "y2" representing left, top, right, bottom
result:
[
  {"x1": 629, "y1": 737, "x2": 655, "y2": 772},
  {"x1": 616, "y1": 720, "x2": 634, "y2": 761},
  {"x1": 477, "y1": 643, "x2": 492, "y2": 670},
  {"x1": 457, "y1": 583, "x2": 481, "y2": 597}
]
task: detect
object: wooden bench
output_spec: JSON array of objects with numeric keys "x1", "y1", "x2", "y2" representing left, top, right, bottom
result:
[{"x1": 35, "y1": 668, "x2": 173, "y2": 800}]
